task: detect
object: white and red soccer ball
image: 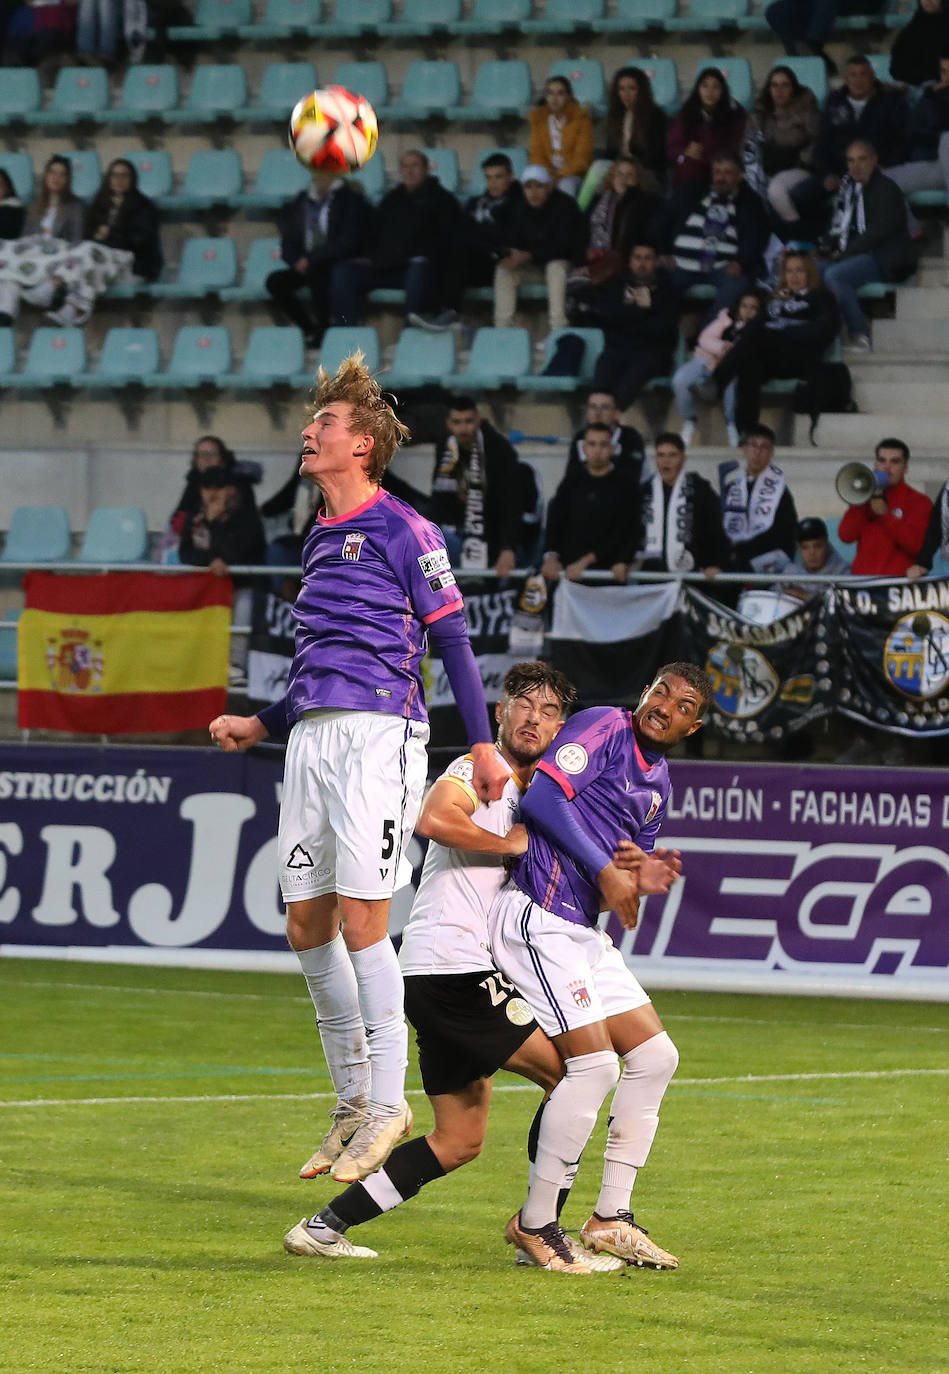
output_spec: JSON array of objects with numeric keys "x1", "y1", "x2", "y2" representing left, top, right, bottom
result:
[{"x1": 288, "y1": 86, "x2": 379, "y2": 174}]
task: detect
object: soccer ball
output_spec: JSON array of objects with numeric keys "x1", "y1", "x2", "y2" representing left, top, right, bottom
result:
[{"x1": 288, "y1": 86, "x2": 379, "y2": 174}]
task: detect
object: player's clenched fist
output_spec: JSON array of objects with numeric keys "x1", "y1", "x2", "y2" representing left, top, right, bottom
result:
[{"x1": 209, "y1": 712, "x2": 269, "y2": 753}]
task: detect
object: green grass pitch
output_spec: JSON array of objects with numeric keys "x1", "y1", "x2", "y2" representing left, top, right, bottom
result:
[{"x1": 1, "y1": 959, "x2": 946, "y2": 1374}]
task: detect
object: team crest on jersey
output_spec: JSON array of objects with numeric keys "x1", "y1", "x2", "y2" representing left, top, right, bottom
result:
[
  {"x1": 341, "y1": 531, "x2": 367, "y2": 561},
  {"x1": 644, "y1": 790, "x2": 662, "y2": 823},
  {"x1": 555, "y1": 742, "x2": 588, "y2": 775},
  {"x1": 568, "y1": 980, "x2": 592, "y2": 1009}
]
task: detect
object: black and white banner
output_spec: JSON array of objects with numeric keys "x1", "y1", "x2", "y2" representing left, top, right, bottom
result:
[{"x1": 547, "y1": 580, "x2": 680, "y2": 706}]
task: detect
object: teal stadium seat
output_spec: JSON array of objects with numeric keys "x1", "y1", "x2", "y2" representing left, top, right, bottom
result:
[
  {"x1": 0, "y1": 69, "x2": 41, "y2": 126},
  {"x1": 467, "y1": 147, "x2": 528, "y2": 197},
  {"x1": 0, "y1": 610, "x2": 21, "y2": 681},
  {"x1": 1, "y1": 507, "x2": 71, "y2": 563},
  {"x1": 166, "y1": 64, "x2": 247, "y2": 125},
  {"x1": 621, "y1": 57, "x2": 679, "y2": 114},
  {"x1": 149, "y1": 237, "x2": 237, "y2": 298},
  {"x1": 237, "y1": 150, "x2": 310, "y2": 209},
  {"x1": 238, "y1": 0, "x2": 322, "y2": 37},
  {"x1": 220, "y1": 237, "x2": 283, "y2": 302},
  {"x1": 547, "y1": 59, "x2": 607, "y2": 114},
  {"x1": 219, "y1": 327, "x2": 311, "y2": 390},
  {"x1": 332, "y1": 62, "x2": 388, "y2": 113},
  {"x1": 251, "y1": 62, "x2": 318, "y2": 122},
  {"x1": 524, "y1": 0, "x2": 605, "y2": 33},
  {"x1": 448, "y1": 328, "x2": 531, "y2": 388},
  {"x1": 317, "y1": 327, "x2": 382, "y2": 376},
  {"x1": 866, "y1": 54, "x2": 895, "y2": 83},
  {"x1": 447, "y1": 60, "x2": 533, "y2": 120},
  {"x1": 778, "y1": 56, "x2": 829, "y2": 107},
  {"x1": 0, "y1": 152, "x2": 34, "y2": 203},
  {"x1": 695, "y1": 56, "x2": 753, "y2": 107},
  {"x1": 320, "y1": 0, "x2": 392, "y2": 36},
  {"x1": 77, "y1": 508, "x2": 149, "y2": 564},
  {"x1": 380, "y1": 0, "x2": 462, "y2": 35},
  {"x1": 79, "y1": 328, "x2": 161, "y2": 388},
  {"x1": 120, "y1": 149, "x2": 173, "y2": 200},
  {"x1": 387, "y1": 61, "x2": 461, "y2": 120},
  {"x1": 451, "y1": 0, "x2": 531, "y2": 35},
  {"x1": 144, "y1": 327, "x2": 232, "y2": 388},
  {"x1": 168, "y1": 0, "x2": 253, "y2": 40},
  {"x1": 30, "y1": 65, "x2": 109, "y2": 125},
  {"x1": 0, "y1": 328, "x2": 14, "y2": 381},
  {"x1": 111, "y1": 65, "x2": 180, "y2": 123},
  {"x1": 669, "y1": 0, "x2": 747, "y2": 26},
  {"x1": 386, "y1": 329, "x2": 456, "y2": 388},
  {"x1": 349, "y1": 154, "x2": 386, "y2": 202},
  {"x1": 519, "y1": 327, "x2": 605, "y2": 391},
  {"x1": 421, "y1": 148, "x2": 459, "y2": 195},
  {"x1": 599, "y1": 0, "x2": 677, "y2": 31},
  {"x1": 8, "y1": 329, "x2": 86, "y2": 389},
  {"x1": 164, "y1": 150, "x2": 243, "y2": 210},
  {"x1": 63, "y1": 150, "x2": 102, "y2": 201}
]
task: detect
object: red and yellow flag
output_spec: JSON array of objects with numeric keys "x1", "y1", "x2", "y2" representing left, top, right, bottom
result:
[{"x1": 18, "y1": 571, "x2": 231, "y2": 733}]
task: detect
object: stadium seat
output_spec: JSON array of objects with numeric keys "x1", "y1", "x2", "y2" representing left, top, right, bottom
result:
[
  {"x1": 0, "y1": 151, "x2": 34, "y2": 204},
  {"x1": 598, "y1": 0, "x2": 677, "y2": 31},
  {"x1": 120, "y1": 149, "x2": 174, "y2": 200},
  {"x1": 332, "y1": 62, "x2": 388, "y2": 113},
  {"x1": 111, "y1": 65, "x2": 180, "y2": 123},
  {"x1": 167, "y1": 0, "x2": 253, "y2": 40},
  {"x1": 547, "y1": 59, "x2": 607, "y2": 114},
  {"x1": 165, "y1": 64, "x2": 247, "y2": 125},
  {"x1": 77, "y1": 508, "x2": 149, "y2": 564},
  {"x1": 379, "y1": 0, "x2": 462, "y2": 35},
  {"x1": 0, "y1": 69, "x2": 41, "y2": 126},
  {"x1": 163, "y1": 150, "x2": 243, "y2": 210},
  {"x1": 0, "y1": 609, "x2": 20, "y2": 681},
  {"x1": 523, "y1": 0, "x2": 605, "y2": 33},
  {"x1": 669, "y1": 0, "x2": 748, "y2": 26},
  {"x1": 62, "y1": 150, "x2": 102, "y2": 201},
  {"x1": 250, "y1": 62, "x2": 318, "y2": 122},
  {"x1": 144, "y1": 326, "x2": 232, "y2": 388},
  {"x1": 7, "y1": 329, "x2": 86, "y2": 389},
  {"x1": 30, "y1": 65, "x2": 109, "y2": 125},
  {"x1": 238, "y1": 0, "x2": 322, "y2": 37},
  {"x1": 0, "y1": 507, "x2": 72, "y2": 563},
  {"x1": 149, "y1": 237, "x2": 238, "y2": 298},
  {"x1": 320, "y1": 0, "x2": 392, "y2": 36},
  {"x1": 620, "y1": 57, "x2": 679, "y2": 115},
  {"x1": 446, "y1": 60, "x2": 533, "y2": 121},
  {"x1": 220, "y1": 237, "x2": 283, "y2": 302},
  {"x1": 0, "y1": 328, "x2": 14, "y2": 381},
  {"x1": 519, "y1": 327, "x2": 605, "y2": 391},
  {"x1": 237, "y1": 149, "x2": 311, "y2": 209},
  {"x1": 387, "y1": 61, "x2": 461, "y2": 119},
  {"x1": 219, "y1": 326, "x2": 311, "y2": 389},
  {"x1": 421, "y1": 147, "x2": 460, "y2": 194},
  {"x1": 866, "y1": 53, "x2": 895, "y2": 83},
  {"x1": 349, "y1": 154, "x2": 386, "y2": 202},
  {"x1": 694, "y1": 56, "x2": 753, "y2": 108},
  {"x1": 385, "y1": 328, "x2": 456, "y2": 387},
  {"x1": 779, "y1": 56, "x2": 829, "y2": 107},
  {"x1": 78, "y1": 328, "x2": 161, "y2": 388},
  {"x1": 466, "y1": 146, "x2": 528, "y2": 197},
  {"x1": 447, "y1": 327, "x2": 531, "y2": 388},
  {"x1": 450, "y1": 0, "x2": 531, "y2": 35},
  {"x1": 317, "y1": 327, "x2": 381, "y2": 376}
]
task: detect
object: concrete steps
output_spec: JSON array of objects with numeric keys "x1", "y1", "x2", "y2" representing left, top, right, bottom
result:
[
  {"x1": 870, "y1": 318, "x2": 949, "y2": 352},
  {"x1": 895, "y1": 287, "x2": 949, "y2": 319},
  {"x1": 793, "y1": 410, "x2": 949, "y2": 450}
]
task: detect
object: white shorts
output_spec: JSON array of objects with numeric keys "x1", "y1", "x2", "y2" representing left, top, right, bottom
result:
[
  {"x1": 488, "y1": 886, "x2": 650, "y2": 1038},
  {"x1": 277, "y1": 708, "x2": 429, "y2": 903}
]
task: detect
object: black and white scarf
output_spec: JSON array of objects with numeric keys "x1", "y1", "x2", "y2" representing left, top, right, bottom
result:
[
  {"x1": 674, "y1": 191, "x2": 739, "y2": 273},
  {"x1": 434, "y1": 433, "x2": 488, "y2": 569},
  {"x1": 830, "y1": 174, "x2": 866, "y2": 252},
  {"x1": 720, "y1": 459, "x2": 786, "y2": 546},
  {"x1": 639, "y1": 471, "x2": 695, "y2": 571}
]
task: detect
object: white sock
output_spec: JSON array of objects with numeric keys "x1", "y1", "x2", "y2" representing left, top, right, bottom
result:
[
  {"x1": 595, "y1": 1031, "x2": 679, "y2": 1218},
  {"x1": 349, "y1": 938, "x2": 408, "y2": 1110},
  {"x1": 521, "y1": 1050, "x2": 618, "y2": 1229},
  {"x1": 297, "y1": 935, "x2": 370, "y2": 1102}
]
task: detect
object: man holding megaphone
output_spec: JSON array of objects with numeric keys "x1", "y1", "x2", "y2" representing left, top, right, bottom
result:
[{"x1": 837, "y1": 437, "x2": 932, "y2": 575}]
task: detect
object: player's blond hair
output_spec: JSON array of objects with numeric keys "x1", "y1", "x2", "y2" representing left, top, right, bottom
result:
[{"x1": 312, "y1": 352, "x2": 410, "y2": 482}]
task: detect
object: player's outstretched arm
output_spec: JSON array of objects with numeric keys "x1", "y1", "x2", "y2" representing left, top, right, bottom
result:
[
  {"x1": 640, "y1": 846, "x2": 682, "y2": 894},
  {"x1": 209, "y1": 712, "x2": 269, "y2": 753},
  {"x1": 427, "y1": 611, "x2": 504, "y2": 800},
  {"x1": 416, "y1": 775, "x2": 525, "y2": 855}
]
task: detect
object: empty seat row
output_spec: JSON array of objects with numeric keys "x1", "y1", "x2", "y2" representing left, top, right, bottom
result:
[{"x1": 0, "y1": 506, "x2": 149, "y2": 564}]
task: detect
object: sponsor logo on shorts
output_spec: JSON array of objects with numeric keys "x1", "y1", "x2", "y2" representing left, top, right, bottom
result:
[
  {"x1": 417, "y1": 548, "x2": 451, "y2": 578},
  {"x1": 567, "y1": 980, "x2": 592, "y2": 1009},
  {"x1": 341, "y1": 531, "x2": 367, "y2": 561},
  {"x1": 505, "y1": 997, "x2": 534, "y2": 1027},
  {"x1": 285, "y1": 844, "x2": 314, "y2": 869},
  {"x1": 645, "y1": 789, "x2": 663, "y2": 823},
  {"x1": 555, "y1": 743, "x2": 589, "y2": 775}
]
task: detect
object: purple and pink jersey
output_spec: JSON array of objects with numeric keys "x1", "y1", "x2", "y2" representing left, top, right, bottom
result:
[
  {"x1": 285, "y1": 489, "x2": 462, "y2": 726},
  {"x1": 511, "y1": 706, "x2": 670, "y2": 927}
]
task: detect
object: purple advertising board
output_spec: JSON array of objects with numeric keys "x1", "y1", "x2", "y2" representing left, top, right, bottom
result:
[{"x1": 1, "y1": 747, "x2": 946, "y2": 1000}]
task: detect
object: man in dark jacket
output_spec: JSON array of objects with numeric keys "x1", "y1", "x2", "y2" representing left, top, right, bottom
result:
[
  {"x1": 265, "y1": 172, "x2": 371, "y2": 347},
  {"x1": 428, "y1": 395, "x2": 521, "y2": 577},
  {"x1": 818, "y1": 140, "x2": 917, "y2": 347},
  {"x1": 493, "y1": 165, "x2": 585, "y2": 338},
  {"x1": 541, "y1": 422, "x2": 642, "y2": 582},
  {"x1": 887, "y1": 55, "x2": 949, "y2": 203},
  {"x1": 638, "y1": 432, "x2": 728, "y2": 577},
  {"x1": 565, "y1": 390, "x2": 647, "y2": 482}
]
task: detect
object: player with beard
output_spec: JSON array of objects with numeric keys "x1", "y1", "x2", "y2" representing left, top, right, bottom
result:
[
  {"x1": 285, "y1": 662, "x2": 633, "y2": 1265},
  {"x1": 491, "y1": 663, "x2": 712, "y2": 1274}
]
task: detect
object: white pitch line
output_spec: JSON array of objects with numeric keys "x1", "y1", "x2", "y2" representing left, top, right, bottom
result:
[{"x1": 1, "y1": 1067, "x2": 946, "y2": 1109}]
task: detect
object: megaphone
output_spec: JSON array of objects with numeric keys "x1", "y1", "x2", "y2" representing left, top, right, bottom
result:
[{"x1": 835, "y1": 462, "x2": 889, "y2": 505}]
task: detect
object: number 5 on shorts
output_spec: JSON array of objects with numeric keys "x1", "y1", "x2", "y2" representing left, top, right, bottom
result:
[{"x1": 381, "y1": 819, "x2": 395, "y2": 860}]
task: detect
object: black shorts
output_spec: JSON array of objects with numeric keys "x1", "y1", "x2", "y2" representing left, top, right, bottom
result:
[{"x1": 403, "y1": 970, "x2": 539, "y2": 1097}]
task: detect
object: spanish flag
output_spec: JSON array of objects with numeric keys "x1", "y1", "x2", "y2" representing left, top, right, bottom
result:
[{"x1": 18, "y1": 572, "x2": 231, "y2": 733}]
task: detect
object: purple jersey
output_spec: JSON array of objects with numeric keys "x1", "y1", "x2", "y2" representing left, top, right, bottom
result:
[
  {"x1": 285, "y1": 489, "x2": 462, "y2": 725},
  {"x1": 511, "y1": 706, "x2": 670, "y2": 926}
]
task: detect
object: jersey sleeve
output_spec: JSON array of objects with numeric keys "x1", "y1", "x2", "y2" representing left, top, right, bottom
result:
[
  {"x1": 391, "y1": 508, "x2": 464, "y2": 625},
  {"x1": 441, "y1": 753, "x2": 479, "y2": 808},
  {"x1": 535, "y1": 707, "x2": 622, "y2": 801}
]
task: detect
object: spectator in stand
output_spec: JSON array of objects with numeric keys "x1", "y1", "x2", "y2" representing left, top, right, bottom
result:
[
  {"x1": 838, "y1": 437, "x2": 932, "y2": 575},
  {"x1": 742, "y1": 65, "x2": 820, "y2": 227},
  {"x1": 428, "y1": 395, "x2": 520, "y2": 578},
  {"x1": 0, "y1": 155, "x2": 84, "y2": 326},
  {"x1": 785, "y1": 516, "x2": 851, "y2": 600},
  {"x1": 817, "y1": 141, "x2": 916, "y2": 351},
  {"x1": 455, "y1": 152, "x2": 525, "y2": 291},
  {"x1": 765, "y1": 0, "x2": 886, "y2": 77},
  {"x1": 1, "y1": 0, "x2": 77, "y2": 68},
  {"x1": 24, "y1": 154, "x2": 84, "y2": 243},
  {"x1": 76, "y1": 0, "x2": 121, "y2": 59},
  {"x1": 573, "y1": 241, "x2": 680, "y2": 410},
  {"x1": 667, "y1": 68, "x2": 746, "y2": 191},
  {"x1": 265, "y1": 171, "x2": 371, "y2": 348},
  {"x1": 719, "y1": 423, "x2": 799, "y2": 574},
  {"x1": 527, "y1": 74, "x2": 594, "y2": 197},
  {"x1": 602, "y1": 66, "x2": 669, "y2": 182},
  {"x1": 637, "y1": 432, "x2": 728, "y2": 577},
  {"x1": 713, "y1": 251, "x2": 840, "y2": 434},
  {"x1": 542, "y1": 422, "x2": 642, "y2": 584},
  {"x1": 672, "y1": 288, "x2": 764, "y2": 448},
  {"x1": 569, "y1": 156, "x2": 661, "y2": 293},
  {"x1": 656, "y1": 152, "x2": 770, "y2": 315},
  {"x1": 334, "y1": 150, "x2": 461, "y2": 331},
  {"x1": 890, "y1": 0, "x2": 949, "y2": 90},
  {"x1": 565, "y1": 390, "x2": 647, "y2": 482},
  {"x1": 493, "y1": 165, "x2": 585, "y2": 339},
  {"x1": 907, "y1": 478, "x2": 949, "y2": 578},
  {"x1": 0, "y1": 168, "x2": 24, "y2": 241},
  {"x1": 886, "y1": 55, "x2": 949, "y2": 204},
  {"x1": 82, "y1": 157, "x2": 162, "y2": 280},
  {"x1": 159, "y1": 434, "x2": 262, "y2": 562}
]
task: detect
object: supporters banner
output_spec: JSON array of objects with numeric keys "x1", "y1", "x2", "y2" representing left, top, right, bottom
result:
[
  {"x1": 678, "y1": 585, "x2": 837, "y2": 742},
  {"x1": 833, "y1": 578, "x2": 949, "y2": 736},
  {"x1": 2, "y1": 747, "x2": 946, "y2": 999},
  {"x1": 17, "y1": 572, "x2": 231, "y2": 734},
  {"x1": 247, "y1": 587, "x2": 295, "y2": 705},
  {"x1": 547, "y1": 580, "x2": 681, "y2": 705}
]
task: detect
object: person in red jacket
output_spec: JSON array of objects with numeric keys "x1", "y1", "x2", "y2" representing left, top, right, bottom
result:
[{"x1": 838, "y1": 437, "x2": 932, "y2": 575}]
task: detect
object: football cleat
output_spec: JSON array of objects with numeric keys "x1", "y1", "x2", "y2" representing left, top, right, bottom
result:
[
  {"x1": 515, "y1": 1231, "x2": 625, "y2": 1273},
  {"x1": 330, "y1": 1099, "x2": 413, "y2": 1183},
  {"x1": 505, "y1": 1212, "x2": 594, "y2": 1274},
  {"x1": 579, "y1": 1211, "x2": 679, "y2": 1269},
  {"x1": 283, "y1": 1218, "x2": 378, "y2": 1259},
  {"x1": 299, "y1": 1094, "x2": 369, "y2": 1178}
]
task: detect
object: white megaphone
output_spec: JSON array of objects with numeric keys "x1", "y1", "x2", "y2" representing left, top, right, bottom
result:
[{"x1": 835, "y1": 462, "x2": 889, "y2": 505}]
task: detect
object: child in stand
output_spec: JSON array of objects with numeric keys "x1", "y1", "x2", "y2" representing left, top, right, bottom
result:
[{"x1": 672, "y1": 290, "x2": 762, "y2": 447}]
